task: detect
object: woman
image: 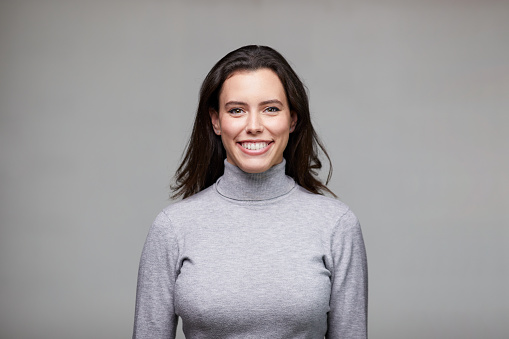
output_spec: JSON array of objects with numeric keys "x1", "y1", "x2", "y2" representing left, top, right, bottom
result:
[{"x1": 133, "y1": 45, "x2": 368, "y2": 339}]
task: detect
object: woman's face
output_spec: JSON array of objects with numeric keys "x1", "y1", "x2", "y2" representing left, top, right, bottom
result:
[{"x1": 210, "y1": 68, "x2": 297, "y2": 173}]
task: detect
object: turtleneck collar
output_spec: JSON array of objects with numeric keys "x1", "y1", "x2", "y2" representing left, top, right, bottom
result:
[{"x1": 215, "y1": 159, "x2": 296, "y2": 201}]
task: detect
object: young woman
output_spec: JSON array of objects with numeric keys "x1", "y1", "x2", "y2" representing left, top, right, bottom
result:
[{"x1": 133, "y1": 45, "x2": 368, "y2": 339}]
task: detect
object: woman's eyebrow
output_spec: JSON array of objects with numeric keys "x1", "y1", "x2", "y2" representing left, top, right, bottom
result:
[
  {"x1": 259, "y1": 99, "x2": 284, "y2": 106},
  {"x1": 224, "y1": 101, "x2": 247, "y2": 107},
  {"x1": 224, "y1": 99, "x2": 284, "y2": 107}
]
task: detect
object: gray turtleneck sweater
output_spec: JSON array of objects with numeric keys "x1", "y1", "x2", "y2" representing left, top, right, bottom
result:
[{"x1": 133, "y1": 160, "x2": 368, "y2": 339}]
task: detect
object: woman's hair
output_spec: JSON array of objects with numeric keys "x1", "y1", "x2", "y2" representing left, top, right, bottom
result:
[{"x1": 171, "y1": 45, "x2": 335, "y2": 199}]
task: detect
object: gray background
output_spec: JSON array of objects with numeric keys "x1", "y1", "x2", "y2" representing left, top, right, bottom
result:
[{"x1": 1, "y1": 0, "x2": 508, "y2": 338}]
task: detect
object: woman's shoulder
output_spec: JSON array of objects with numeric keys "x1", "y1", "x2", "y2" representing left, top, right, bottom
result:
[
  {"x1": 293, "y1": 185, "x2": 351, "y2": 212},
  {"x1": 146, "y1": 186, "x2": 217, "y2": 239},
  {"x1": 267, "y1": 187, "x2": 361, "y2": 254},
  {"x1": 290, "y1": 185, "x2": 360, "y2": 233},
  {"x1": 159, "y1": 184, "x2": 217, "y2": 220}
]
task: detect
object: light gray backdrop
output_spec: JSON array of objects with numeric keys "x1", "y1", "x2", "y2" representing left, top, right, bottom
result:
[{"x1": 1, "y1": 1, "x2": 507, "y2": 338}]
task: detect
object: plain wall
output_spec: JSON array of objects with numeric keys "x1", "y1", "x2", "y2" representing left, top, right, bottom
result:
[{"x1": 0, "y1": 0, "x2": 508, "y2": 338}]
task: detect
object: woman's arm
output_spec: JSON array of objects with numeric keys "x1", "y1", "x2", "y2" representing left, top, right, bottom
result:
[
  {"x1": 133, "y1": 211, "x2": 179, "y2": 339},
  {"x1": 326, "y1": 209, "x2": 368, "y2": 339}
]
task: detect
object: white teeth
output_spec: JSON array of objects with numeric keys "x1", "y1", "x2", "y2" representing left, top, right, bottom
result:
[{"x1": 241, "y1": 142, "x2": 268, "y2": 150}]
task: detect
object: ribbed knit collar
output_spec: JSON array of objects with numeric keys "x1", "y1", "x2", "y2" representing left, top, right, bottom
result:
[{"x1": 215, "y1": 159, "x2": 295, "y2": 201}]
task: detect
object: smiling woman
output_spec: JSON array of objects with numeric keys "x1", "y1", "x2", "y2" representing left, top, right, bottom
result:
[
  {"x1": 170, "y1": 45, "x2": 337, "y2": 199},
  {"x1": 210, "y1": 69, "x2": 297, "y2": 173},
  {"x1": 133, "y1": 45, "x2": 368, "y2": 339}
]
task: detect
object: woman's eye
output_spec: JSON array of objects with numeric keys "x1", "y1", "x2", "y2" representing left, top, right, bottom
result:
[
  {"x1": 228, "y1": 108, "x2": 244, "y2": 115},
  {"x1": 265, "y1": 107, "x2": 280, "y2": 113}
]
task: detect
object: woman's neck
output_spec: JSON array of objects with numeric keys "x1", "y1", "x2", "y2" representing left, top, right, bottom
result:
[{"x1": 215, "y1": 159, "x2": 295, "y2": 201}]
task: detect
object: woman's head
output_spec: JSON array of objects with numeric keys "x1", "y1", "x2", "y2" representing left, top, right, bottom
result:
[
  {"x1": 172, "y1": 45, "x2": 334, "y2": 199},
  {"x1": 210, "y1": 68, "x2": 297, "y2": 174}
]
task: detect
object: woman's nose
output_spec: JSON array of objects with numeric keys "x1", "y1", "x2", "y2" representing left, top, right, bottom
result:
[{"x1": 245, "y1": 113, "x2": 263, "y2": 133}]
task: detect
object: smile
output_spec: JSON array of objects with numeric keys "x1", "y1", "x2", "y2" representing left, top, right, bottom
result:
[{"x1": 240, "y1": 142, "x2": 270, "y2": 150}]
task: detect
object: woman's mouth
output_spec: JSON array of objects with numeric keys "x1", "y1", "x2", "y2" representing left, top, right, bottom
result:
[
  {"x1": 237, "y1": 141, "x2": 273, "y2": 154},
  {"x1": 240, "y1": 141, "x2": 269, "y2": 150}
]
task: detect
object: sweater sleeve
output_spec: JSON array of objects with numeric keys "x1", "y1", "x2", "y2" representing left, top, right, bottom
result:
[
  {"x1": 133, "y1": 211, "x2": 179, "y2": 339},
  {"x1": 326, "y1": 208, "x2": 368, "y2": 339}
]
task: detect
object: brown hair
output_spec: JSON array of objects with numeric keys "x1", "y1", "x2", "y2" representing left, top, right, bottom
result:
[{"x1": 171, "y1": 45, "x2": 335, "y2": 199}]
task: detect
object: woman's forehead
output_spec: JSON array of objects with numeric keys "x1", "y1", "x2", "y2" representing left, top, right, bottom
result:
[{"x1": 219, "y1": 69, "x2": 287, "y2": 105}]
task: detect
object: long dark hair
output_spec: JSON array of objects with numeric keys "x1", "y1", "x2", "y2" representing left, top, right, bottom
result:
[{"x1": 171, "y1": 45, "x2": 335, "y2": 199}]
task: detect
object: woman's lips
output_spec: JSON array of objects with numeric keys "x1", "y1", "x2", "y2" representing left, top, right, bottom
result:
[{"x1": 237, "y1": 141, "x2": 272, "y2": 154}]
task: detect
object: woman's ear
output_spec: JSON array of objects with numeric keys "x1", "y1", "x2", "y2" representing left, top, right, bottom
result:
[
  {"x1": 290, "y1": 111, "x2": 298, "y2": 133},
  {"x1": 209, "y1": 109, "x2": 221, "y2": 135}
]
